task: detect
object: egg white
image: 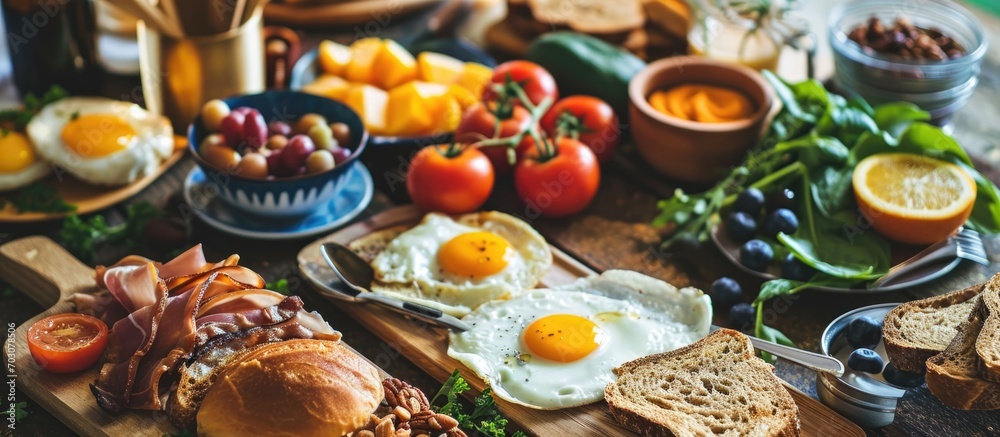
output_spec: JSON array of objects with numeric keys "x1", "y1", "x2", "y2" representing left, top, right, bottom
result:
[
  {"x1": 370, "y1": 211, "x2": 551, "y2": 317},
  {"x1": 0, "y1": 156, "x2": 49, "y2": 191},
  {"x1": 26, "y1": 97, "x2": 173, "y2": 186},
  {"x1": 447, "y1": 270, "x2": 712, "y2": 409}
]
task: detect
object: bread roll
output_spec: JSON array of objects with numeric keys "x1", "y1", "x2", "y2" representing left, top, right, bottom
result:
[{"x1": 197, "y1": 339, "x2": 383, "y2": 437}]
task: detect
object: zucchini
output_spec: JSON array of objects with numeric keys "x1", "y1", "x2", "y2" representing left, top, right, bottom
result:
[{"x1": 526, "y1": 32, "x2": 646, "y2": 118}]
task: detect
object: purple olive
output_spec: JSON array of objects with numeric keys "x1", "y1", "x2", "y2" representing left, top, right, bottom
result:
[
  {"x1": 282, "y1": 135, "x2": 316, "y2": 170},
  {"x1": 220, "y1": 111, "x2": 246, "y2": 148},
  {"x1": 266, "y1": 149, "x2": 294, "y2": 177},
  {"x1": 330, "y1": 147, "x2": 352, "y2": 164},
  {"x1": 268, "y1": 120, "x2": 292, "y2": 137},
  {"x1": 242, "y1": 109, "x2": 268, "y2": 150}
]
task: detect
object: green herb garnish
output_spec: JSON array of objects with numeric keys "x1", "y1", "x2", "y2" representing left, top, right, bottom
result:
[
  {"x1": 60, "y1": 201, "x2": 163, "y2": 263},
  {"x1": 3, "y1": 402, "x2": 28, "y2": 423},
  {"x1": 0, "y1": 86, "x2": 68, "y2": 129},
  {"x1": 432, "y1": 370, "x2": 527, "y2": 437},
  {"x1": 3, "y1": 182, "x2": 76, "y2": 214},
  {"x1": 654, "y1": 71, "x2": 1000, "y2": 345},
  {"x1": 265, "y1": 278, "x2": 290, "y2": 295}
]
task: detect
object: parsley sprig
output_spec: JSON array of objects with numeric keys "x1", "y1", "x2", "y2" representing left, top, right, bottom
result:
[
  {"x1": 0, "y1": 86, "x2": 68, "y2": 129},
  {"x1": 3, "y1": 402, "x2": 28, "y2": 423},
  {"x1": 431, "y1": 370, "x2": 526, "y2": 437},
  {"x1": 2, "y1": 183, "x2": 76, "y2": 214},
  {"x1": 60, "y1": 202, "x2": 163, "y2": 263}
]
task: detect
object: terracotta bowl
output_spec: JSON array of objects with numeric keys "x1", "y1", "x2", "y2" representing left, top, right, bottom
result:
[{"x1": 629, "y1": 57, "x2": 774, "y2": 183}]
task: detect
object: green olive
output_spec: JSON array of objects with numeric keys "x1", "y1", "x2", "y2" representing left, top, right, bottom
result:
[{"x1": 308, "y1": 124, "x2": 338, "y2": 151}]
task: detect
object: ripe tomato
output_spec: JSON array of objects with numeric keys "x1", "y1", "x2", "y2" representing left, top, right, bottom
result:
[
  {"x1": 540, "y1": 96, "x2": 621, "y2": 163},
  {"x1": 27, "y1": 313, "x2": 108, "y2": 373},
  {"x1": 514, "y1": 137, "x2": 600, "y2": 218},
  {"x1": 456, "y1": 102, "x2": 532, "y2": 175},
  {"x1": 407, "y1": 144, "x2": 495, "y2": 214},
  {"x1": 481, "y1": 60, "x2": 559, "y2": 108}
]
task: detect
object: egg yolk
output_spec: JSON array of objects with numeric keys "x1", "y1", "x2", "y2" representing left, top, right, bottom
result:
[
  {"x1": 522, "y1": 314, "x2": 605, "y2": 363},
  {"x1": 60, "y1": 114, "x2": 135, "y2": 157},
  {"x1": 0, "y1": 131, "x2": 36, "y2": 173},
  {"x1": 437, "y1": 231, "x2": 510, "y2": 278}
]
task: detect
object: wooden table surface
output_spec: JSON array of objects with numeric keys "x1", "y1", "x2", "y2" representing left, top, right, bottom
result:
[{"x1": 3, "y1": 1, "x2": 1000, "y2": 436}]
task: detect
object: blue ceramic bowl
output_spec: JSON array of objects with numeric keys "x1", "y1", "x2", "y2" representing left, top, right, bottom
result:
[{"x1": 188, "y1": 90, "x2": 368, "y2": 218}]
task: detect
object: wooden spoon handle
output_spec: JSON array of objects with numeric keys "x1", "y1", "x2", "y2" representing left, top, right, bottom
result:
[{"x1": 0, "y1": 236, "x2": 96, "y2": 308}]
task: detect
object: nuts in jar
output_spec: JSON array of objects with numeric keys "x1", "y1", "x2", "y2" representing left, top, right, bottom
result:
[{"x1": 847, "y1": 16, "x2": 965, "y2": 61}]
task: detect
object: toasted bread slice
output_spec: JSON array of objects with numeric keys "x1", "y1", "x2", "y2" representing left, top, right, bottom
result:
[
  {"x1": 527, "y1": 0, "x2": 644, "y2": 38},
  {"x1": 605, "y1": 329, "x2": 800, "y2": 437},
  {"x1": 976, "y1": 275, "x2": 1000, "y2": 381},
  {"x1": 926, "y1": 297, "x2": 1000, "y2": 410},
  {"x1": 882, "y1": 283, "x2": 983, "y2": 373}
]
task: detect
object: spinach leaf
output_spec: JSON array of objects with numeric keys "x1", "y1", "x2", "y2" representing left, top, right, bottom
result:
[
  {"x1": 810, "y1": 166, "x2": 854, "y2": 217},
  {"x1": 777, "y1": 211, "x2": 891, "y2": 280},
  {"x1": 872, "y1": 102, "x2": 930, "y2": 134},
  {"x1": 816, "y1": 105, "x2": 879, "y2": 147},
  {"x1": 961, "y1": 162, "x2": 1000, "y2": 233},
  {"x1": 772, "y1": 134, "x2": 849, "y2": 168},
  {"x1": 895, "y1": 123, "x2": 972, "y2": 166}
]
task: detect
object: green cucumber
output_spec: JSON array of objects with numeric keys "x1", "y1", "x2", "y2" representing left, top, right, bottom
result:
[{"x1": 526, "y1": 32, "x2": 646, "y2": 118}]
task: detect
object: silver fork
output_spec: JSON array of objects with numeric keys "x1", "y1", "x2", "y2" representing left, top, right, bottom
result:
[{"x1": 869, "y1": 228, "x2": 989, "y2": 289}]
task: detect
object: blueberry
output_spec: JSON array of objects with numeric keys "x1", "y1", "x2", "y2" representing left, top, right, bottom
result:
[
  {"x1": 882, "y1": 362, "x2": 925, "y2": 388},
  {"x1": 763, "y1": 208, "x2": 799, "y2": 237},
  {"x1": 848, "y1": 348, "x2": 885, "y2": 374},
  {"x1": 709, "y1": 277, "x2": 743, "y2": 308},
  {"x1": 846, "y1": 316, "x2": 883, "y2": 349},
  {"x1": 780, "y1": 254, "x2": 816, "y2": 281},
  {"x1": 726, "y1": 212, "x2": 757, "y2": 243},
  {"x1": 734, "y1": 188, "x2": 765, "y2": 216},
  {"x1": 766, "y1": 188, "x2": 796, "y2": 210},
  {"x1": 729, "y1": 303, "x2": 757, "y2": 332},
  {"x1": 739, "y1": 239, "x2": 774, "y2": 272}
]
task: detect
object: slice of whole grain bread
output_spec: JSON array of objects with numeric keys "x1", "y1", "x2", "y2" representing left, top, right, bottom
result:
[
  {"x1": 882, "y1": 283, "x2": 984, "y2": 373},
  {"x1": 975, "y1": 275, "x2": 1000, "y2": 381},
  {"x1": 926, "y1": 297, "x2": 1000, "y2": 410},
  {"x1": 605, "y1": 329, "x2": 800, "y2": 437}
]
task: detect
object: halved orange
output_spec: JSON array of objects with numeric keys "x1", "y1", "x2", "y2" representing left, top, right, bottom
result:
[{"x1": 853, "y1": 153, "x2": 976, "y2": 245}]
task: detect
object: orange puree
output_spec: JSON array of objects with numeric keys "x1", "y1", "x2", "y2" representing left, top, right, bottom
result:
[{"x1": 648, "y1": 84, "x2": 754, "y2": 123}]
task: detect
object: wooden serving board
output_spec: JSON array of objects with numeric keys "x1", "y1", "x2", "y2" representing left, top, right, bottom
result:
[
  {"x1": 0, "y1": 148, "x2": 185, "y2": 223},
  {"x1": 298, "y1": 205, "x2": 866, "y2": 437},
  {"x1": 0, "y1": 235, "x2": 388, "y2": 437}
]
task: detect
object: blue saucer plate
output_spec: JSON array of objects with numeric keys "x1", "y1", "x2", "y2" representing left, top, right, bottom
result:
[{"x1": 182, "y1": 163, "x2": 373, "y2": 240}]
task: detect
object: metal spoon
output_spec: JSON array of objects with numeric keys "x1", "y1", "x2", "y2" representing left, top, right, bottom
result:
[
  {"x1": 319, "y1": 243, "x2": 472, "y2": 332},
  {"x1": 711, "y1": 326, "x2": 845, "y2": 376}
]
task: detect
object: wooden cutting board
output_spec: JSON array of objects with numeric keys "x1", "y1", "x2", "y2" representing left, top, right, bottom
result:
[
  {"x1": 0, "y1": 236, "x2": 388, "y2": 437},
  {"x1": 297, "y1": 205, "x2": 866, "y2": 437}
]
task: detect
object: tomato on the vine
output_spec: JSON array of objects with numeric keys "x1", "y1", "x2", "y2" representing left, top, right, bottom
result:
[
  {"x1": 481, "y1": 60, "x2": 559, "y2": 108},
  {"x1": 541, "y1": 96, "x2": 621, "y2": 163},
  {"x1": 27, "y1": 313, "x2": 108, "y2": 373},
  {"x1": 407, "y1": 144, "x2": 495, "y2": 214},
  {"x1": 514, "y1": 137, "x2": 600, "y2": 218},
  {"x1": 456, "y1": 102, "x2": 532, "y2": 174}
]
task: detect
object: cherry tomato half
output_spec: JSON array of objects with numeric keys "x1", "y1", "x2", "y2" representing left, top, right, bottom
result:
[
  {"x1": 540, "y1": 96, "x2": 621, "y2": 163},
  {"x1": 456, "y1": 102, "x2": 533, "y2": 175},
  {"x1": 514, "y1": 137, "x2": 600, "y2": 218},
  {"x1": 481, "y1": 60, "x2": 559, "y2": 108},
  {"x1": 407, "y1": 145, "x2": 495, "y2": 214},
  {"x1": 27, "y1": 313, "x2": 108, "y2": 373}
]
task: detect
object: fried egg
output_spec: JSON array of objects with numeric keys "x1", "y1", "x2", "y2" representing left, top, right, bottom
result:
[
  {"x1": 370, "y1": 211, "x2": 551, "y2": 317},
  {"x1": 0, "y1": 130, "x2": 49, "y2": 191},
  {"x1": 26, "y1": 97, "x2": 173, "y2": 185},
  {"x1": 447, "y1": 270, "x2": 712, "y2": 409}
]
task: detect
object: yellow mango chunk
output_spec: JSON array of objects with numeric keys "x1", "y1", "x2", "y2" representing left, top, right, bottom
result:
[
  {"x1": 318, "y1": 40, "x2": 351, "y2": 76},
  {"x1": 446, "y1": 84, "x2": 477, "y2": 110},
  {"x1": 301, "y1": 74, "x2": 352, "y2": 101},
  {"x1": 417, "y1": 52, "x2": 464, "y2": 84},
  {"x1": 434, "y1": 97, "x2": 463, "y2": 133},
  {"x1": 345, "y1": 84, "x2": 388, "y2": 135},
  {"x1": 455, "y1": 62, "x2": 493, "y2": 97},
  {"x1": 385, "y1": 81, "x2": 450, "y2": 136},
  {"x1": 373, "y1": 40, "x2": 417, "y2": 90},
  {"x1": 344, "y1": 37, "x2": 383, "y2": 85}
]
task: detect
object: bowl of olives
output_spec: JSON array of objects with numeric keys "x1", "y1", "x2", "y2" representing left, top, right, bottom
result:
[{"x1": 187, "y1": 90, "x2": 368, "y2": 218}]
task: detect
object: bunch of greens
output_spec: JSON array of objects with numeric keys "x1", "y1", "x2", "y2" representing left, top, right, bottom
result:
[
  {"x1": 60, "y1": 202, "x2": 164, "y2": 263},
  {"x1": 2, "y1": 402, "x2": 28, "y2": 423},
  {"x1": 432, "y1": 370, "x2": 527, "y2": 437},
  {"x1": 654, "y1": 71, "x2": 1000, "y2": 342},
  {"x1": 1, "y1": 182, "x2": 76, "y2": 214},
  {"x1": 0, "y1": 86, "x2": 67, "y2": 130}
]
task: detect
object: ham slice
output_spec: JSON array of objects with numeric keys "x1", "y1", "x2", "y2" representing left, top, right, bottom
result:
[{"x1": 102, "y1": 263, "x2": 160, "y2": 314}]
